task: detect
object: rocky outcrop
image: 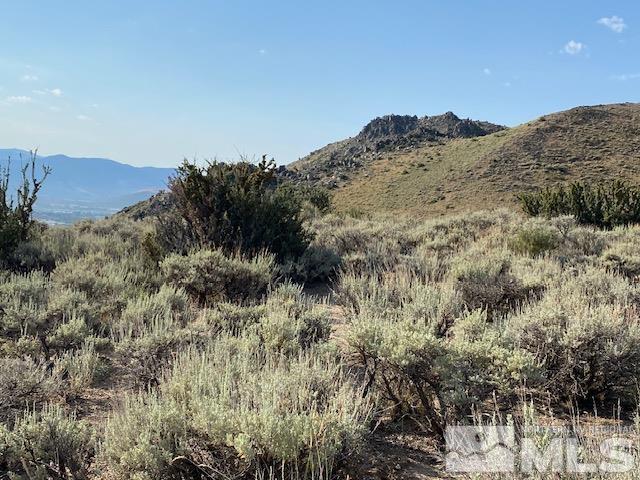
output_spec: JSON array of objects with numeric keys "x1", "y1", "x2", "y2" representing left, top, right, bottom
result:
[{"x1": 288, "y1": 112, "x2": 506, "y2": 187}]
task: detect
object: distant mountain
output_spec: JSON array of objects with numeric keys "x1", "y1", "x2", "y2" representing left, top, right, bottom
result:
[
  {"x1": 0, "y1": 149, "x2": 174, "y2": 223},
  {"x1": 287, "y1": 103, "x2": 640, "y2": 216}
]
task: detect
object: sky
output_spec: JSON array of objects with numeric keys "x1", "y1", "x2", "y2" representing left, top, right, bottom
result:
[{"x1": 0, "y1": 1, "x2": 638, "y2": 168}]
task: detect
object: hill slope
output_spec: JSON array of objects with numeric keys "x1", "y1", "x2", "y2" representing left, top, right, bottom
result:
[
  {"x1": 290, "y1": 112, "x2": 505, "y2": 188},
  {"x1": 289, "y1": 103, "x2": 640, "y2": 216}
]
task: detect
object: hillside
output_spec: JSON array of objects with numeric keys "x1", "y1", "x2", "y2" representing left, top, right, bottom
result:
[
  {"x1": 289, "y1": 112, "x2": 505, "y2": 188},
  {"x1": 289, "y1": 103, "x2": 640, "y2": 216},
  {"x1": 0, "y1": 149, "x2": 174, "y2": 223}
]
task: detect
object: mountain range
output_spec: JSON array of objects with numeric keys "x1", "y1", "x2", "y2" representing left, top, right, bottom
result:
[
  {"x1": 5, "y1": 102, "x2": 640, "y2": 224},
  {"x1": 0, "y1": 149, "x2": 174, "y2": 224}
]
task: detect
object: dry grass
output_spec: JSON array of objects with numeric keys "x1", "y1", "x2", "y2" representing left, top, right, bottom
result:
[{"x1": 304, "y1": 104, "x2": 640, "y2": 217}]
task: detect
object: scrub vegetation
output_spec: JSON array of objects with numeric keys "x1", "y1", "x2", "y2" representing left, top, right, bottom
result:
[{"x1": 3, "y1": 158, "x2": 640, "y2": 479}]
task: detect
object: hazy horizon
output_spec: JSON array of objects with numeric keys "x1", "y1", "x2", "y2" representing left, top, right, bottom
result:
[{"x1": 0, "y1": 0, "x2": 638, "y2": 167}]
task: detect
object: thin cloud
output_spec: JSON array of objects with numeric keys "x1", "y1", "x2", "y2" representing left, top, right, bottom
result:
[
  {"x1": 611, "y1": 73, "x2": 640, "y2": 81},
  {"x1": 259, "y1": 48, "x2": 267, "y2": 55},
  {"x1": 483, "y1": 68, "x2": 491, "y2": 75},
  {"x1": 21, "y1": 74, "x2": 38, "y2": 81},
  {"x1": 33, "y1": 88, "x2": 63, "y2": 97},
  {"x1": 6, "y1": 95, "x2": 33, "y2": 103},
  {"x1": 563, "y1": 40, "x2": 585, "y2": 55},
  {"x1": 598, "y1": 16, "x2": 627, "y2": 33},
  {"x1": 76, "y1": 114, "x2": 91, "y2": 121}
]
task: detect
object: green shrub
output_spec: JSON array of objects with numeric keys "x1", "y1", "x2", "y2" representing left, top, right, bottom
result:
[
  {"x1": 276, "y1": 182, "x2": 333, "y2": 215},
  {"x1": 52, "y1": 252, "x2": 151, "y2": 326},
  {"x1": 0, "y1": 272, "x2": 56, "y2": 340},
  {"x1": 259, "y1": 283, "x2": 331, "y2": 354},
  {"x1": 518, "y1": 180, "x2": 640, "y2": 229},
  {"x1": 336, "y1": 268, "x2": 460, "y2": 327},
  {"x1": 504, "y1": 285, "x2": 640, "y2": 405},
  {"x1": 54, "y1": 340, "x2": 104, "y2": 395},
  {"x1": 0, "y1": 358, "x2": 59, "y2": 424},
  {"x1": 347, "y1": 310, "x2": 538, "y2": 437},
  {"x1": 117, "y1": 285, "x2": 192, "y2": 336},
  {"x1": 601, "y1": 241, "x2": 640, "y2": 278},
  {"x1": 283, "y1": 244, "x2": 342, "y2": 283},
  {"x1": 198, "y1": 302, "x2": 266, "y2": 335},
  {"x1": 7, "y1": 234, "x2": 56, "y2": 273},
  {"x1": 297, "y1": 183, "x2": 332, "y2": 213},
  {"x1": 0, "y1": 271, "x2": 100, "y2": 357},
  {"x1": 0, "y1": 270, "x2": 49, "y2": 306},
  {"x1": 509, "y1": 225, "x2": 559, "y2": 257},
  {"x1": 100, "y1": 391, "x2": 189, "y2": 480},
  {"x1": 46, "y1": 315, "x2": 91, "y2": 350},
  {"x1": 101, "y1": 335, "x2": 370, "y2": 480},
  {"x1": 1, "y1": 404, "x2": 94, "y2": 479},
  {"x1": 114, "y1": 316, "x2": 193, "y2": 387},
  {"x1": 167, "y1": 157, "x2": 310, "y2": 260},
  {"x1": 161, "y1": 248, "x2": 274, "y2": 304}
]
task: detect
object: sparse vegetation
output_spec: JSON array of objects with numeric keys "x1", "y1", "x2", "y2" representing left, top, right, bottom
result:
[{"x1": 4, "y1": 174, "x2": 640, "y2": 478}]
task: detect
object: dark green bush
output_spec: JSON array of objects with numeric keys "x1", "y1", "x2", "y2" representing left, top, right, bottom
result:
[
  {"x1": 167, "y1": 157, "x2": 309, "y2": 261},
  {"x1": 518, "y1": 180, "x2": 640, "y2": 229}
]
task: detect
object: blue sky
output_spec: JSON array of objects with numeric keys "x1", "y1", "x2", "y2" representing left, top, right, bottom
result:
[{"x1": 0, "y1": 1, "x2": 638, "y2": 167}]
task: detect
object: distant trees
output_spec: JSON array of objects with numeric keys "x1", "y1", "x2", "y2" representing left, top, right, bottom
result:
[
  {"x1": 166, "y1": 157, "x2": 310, "y2": 261},
  {"x1": 518, "y1": 180, "x2": 640, "y2": 228},
  {"x1": 0, "y1": 151, "x2": 50, "y2": 267}
]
